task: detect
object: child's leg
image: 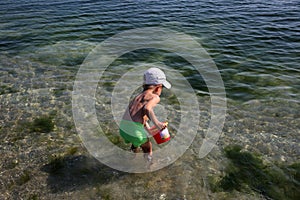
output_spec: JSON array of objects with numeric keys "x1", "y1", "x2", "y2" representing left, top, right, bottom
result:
[
  {"x1": 141, "y1": 139, "x2": 153, "y2": 164},
  {"x1": 141, "y1": 139, "x2": 152, "y2": 156}
]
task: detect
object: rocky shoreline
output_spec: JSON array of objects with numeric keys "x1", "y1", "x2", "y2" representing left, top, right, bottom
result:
[{"x1": 0, "y1": 84, "x2": 299, "y2": 199}]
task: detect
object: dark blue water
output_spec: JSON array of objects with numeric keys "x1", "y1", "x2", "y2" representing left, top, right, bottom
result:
[{"x1": 1, "y1": 0, "x2": 299, "y2": 101}]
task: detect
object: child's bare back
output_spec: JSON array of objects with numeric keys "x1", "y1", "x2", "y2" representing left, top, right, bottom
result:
[{"x1": 124, "y1": 86, "x2": 161, "y2": 126}]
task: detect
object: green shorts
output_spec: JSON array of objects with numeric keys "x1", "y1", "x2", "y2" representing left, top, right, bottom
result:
[{"x1": 119, "y1": 120, "x2": 148, "y2": 147}]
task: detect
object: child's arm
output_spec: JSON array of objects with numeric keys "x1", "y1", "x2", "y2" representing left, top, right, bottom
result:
[
  {"x1": 144, "y1": 121, "x2": 158, "y2": 134},
  {"x1": 144, "y1": 95, "x2": 165, "y2": 130}
]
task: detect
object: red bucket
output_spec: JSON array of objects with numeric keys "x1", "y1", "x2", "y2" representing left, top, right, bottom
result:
[{"x1": 151, "y1": 127, "x2": 170, "y2": 144}]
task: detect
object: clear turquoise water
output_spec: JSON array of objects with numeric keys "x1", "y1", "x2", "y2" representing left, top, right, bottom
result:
[{"x1": 1, "y1": 0, "x2": 299, "y2": 101}]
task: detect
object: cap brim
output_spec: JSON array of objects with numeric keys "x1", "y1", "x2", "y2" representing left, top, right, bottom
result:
[{"x1": 162, "y1": 80, "x2": 171, "y2": 89}]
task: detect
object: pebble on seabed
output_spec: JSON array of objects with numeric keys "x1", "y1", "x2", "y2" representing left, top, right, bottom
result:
[{"x1": 159, "y1": 193, "x2": 166, "y2": 200}]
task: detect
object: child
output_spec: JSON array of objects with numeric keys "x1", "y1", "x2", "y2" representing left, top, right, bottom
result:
[{"x1": 119, "y1": 67, "x2": 171, "y2": 162}]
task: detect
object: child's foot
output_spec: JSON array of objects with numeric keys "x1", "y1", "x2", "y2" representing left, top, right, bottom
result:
[
  {"x1": 147, "y1": 155, "x2": 153, "y2": 163},
  {"x1": 144, "y1": 154, "x2": 154, "y2": 165}
]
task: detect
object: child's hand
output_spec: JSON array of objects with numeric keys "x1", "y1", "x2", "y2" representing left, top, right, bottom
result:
[
  {"x1": 161, "y1": 122, "x2": 168, "y2": 130},
  {"x1": 150, "y1": 122, "x2": 168, "y2": 132},
  {"x1": 149, "y1": 125, "x2": 159, "y2": 132}
]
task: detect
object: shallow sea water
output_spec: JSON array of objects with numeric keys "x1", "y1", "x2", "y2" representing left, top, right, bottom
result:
[{"x1": 0, "y1": 0, "x2": 299, "y2": 199}]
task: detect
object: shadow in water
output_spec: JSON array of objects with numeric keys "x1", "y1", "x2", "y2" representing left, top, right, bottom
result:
[{"x1": 41, "y1": 155, "x2": 127, "y2": 193}]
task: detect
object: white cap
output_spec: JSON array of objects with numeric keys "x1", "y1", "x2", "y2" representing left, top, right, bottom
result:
[{"x1": 143, "y1": 68, "x2": 171, "y2": 89}]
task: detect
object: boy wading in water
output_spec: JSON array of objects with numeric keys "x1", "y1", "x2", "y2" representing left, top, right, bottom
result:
[{"x1": 119, "y1": 68, "x2": 171, "y2": 163}]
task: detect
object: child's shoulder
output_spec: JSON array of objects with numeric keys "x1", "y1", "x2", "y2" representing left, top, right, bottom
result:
[
  {"x1": 143, "y1": 90, "x2": 158, "y2": 98},
  {"x1": 145, "y1": 92, "x2": 160, "y2": 103}
]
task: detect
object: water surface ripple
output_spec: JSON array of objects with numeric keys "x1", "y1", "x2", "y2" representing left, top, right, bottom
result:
[
  {"x1": 1, "y1": 0, "x2": 299, "y2": 101},
  {"x1": 0, "y1": 0, "x2": 300, "y2": 199}
]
